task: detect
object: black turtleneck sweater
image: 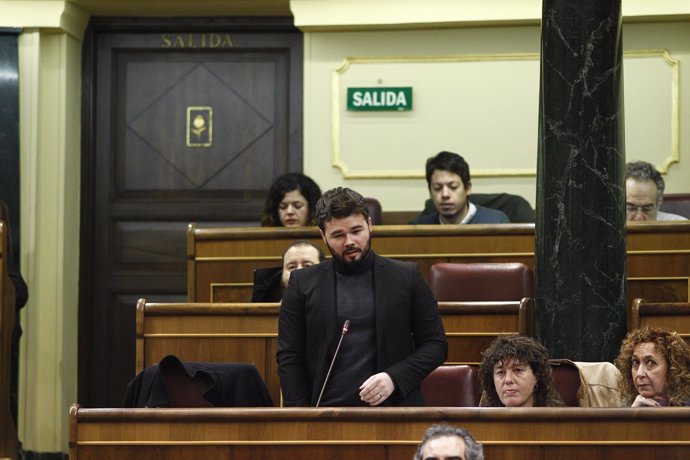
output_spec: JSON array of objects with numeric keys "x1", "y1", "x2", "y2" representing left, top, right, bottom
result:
[{"x1": 318, "y1": 250, "x2": 377, "y2": 406}]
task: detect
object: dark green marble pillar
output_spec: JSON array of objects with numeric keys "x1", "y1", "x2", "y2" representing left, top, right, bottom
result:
[
  {"x1": 536, "y1": 1, "x2": 626, "y2": 362},
  {"x1": 0, "y1": 26, "x2": 21, "y2": 430},
  {"x1": 0, "y1": 28, "x2": 21, "y2": 254}
]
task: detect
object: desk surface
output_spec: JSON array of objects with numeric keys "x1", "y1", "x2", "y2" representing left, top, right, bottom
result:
[{"x1": 70, "y1": 406, "x2": 690, "y2": 460}]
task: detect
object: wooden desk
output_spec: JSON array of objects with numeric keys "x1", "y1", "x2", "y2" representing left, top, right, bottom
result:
[
  {"x1": 136, "y1": 299, "x2": 533, "y2": 406},
  {"x1": 187, "y1": 223, "x2": 535, "y2": 302},
  {"x1": 69, "y1": 405, "x2": 690, "y2": 460},
  {"x1": 0, "y1": 222, "x2": 18, "y2": 460},
  {"x1": 187, "y1": 222, "x2": 690, "y2": 306}
]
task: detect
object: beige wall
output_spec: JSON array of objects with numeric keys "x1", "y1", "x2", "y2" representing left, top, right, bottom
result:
[
  {"x1": 1, "y1": 0, "x2": 689, "y2": 454},
  {"x1": 624, "y1": 21, "x2": 690, "y2": 195},
  {"x1": 299, "y1": 20, "x2": 690, "y2": 211}
]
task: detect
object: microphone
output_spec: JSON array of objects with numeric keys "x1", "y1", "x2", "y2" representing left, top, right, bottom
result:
[{"x1": 315, "y1": 320, "x2": 350, "y2": 407}]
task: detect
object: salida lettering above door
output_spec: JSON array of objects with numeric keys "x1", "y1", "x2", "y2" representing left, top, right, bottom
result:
[{"x1": 161, "y1": 33, "x2": 234, "y2": 48}]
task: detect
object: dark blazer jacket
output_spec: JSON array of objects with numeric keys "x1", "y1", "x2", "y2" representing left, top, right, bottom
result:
[
  {"x1": 250, "y1": 266, "x2": 283, "y2": 302},
  {"x1": 122, "y1": 355, "x2": 274, "y2": 408},
  {"x1": 277, "y1": 252, "x2": 448, "y2": 406}
]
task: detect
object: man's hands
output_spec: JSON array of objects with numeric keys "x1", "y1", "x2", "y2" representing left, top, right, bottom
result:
[{"x1": 359, "y1": 372, "x2": 395, "y2": 406}]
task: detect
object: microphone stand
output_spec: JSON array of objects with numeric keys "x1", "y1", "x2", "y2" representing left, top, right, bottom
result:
[{"x1": 315, "y1": 320, "x2": 350, "y2": 407}]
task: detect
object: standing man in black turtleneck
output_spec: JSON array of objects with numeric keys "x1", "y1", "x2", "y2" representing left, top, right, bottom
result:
[{"x1": 277, "y1": 187, "x2": 447, "y2": 407}]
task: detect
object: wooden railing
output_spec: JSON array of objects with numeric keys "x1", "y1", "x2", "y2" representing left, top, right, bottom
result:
[
  {"x1": 187, "y1": 222, "x2": 690, "y2": 307},
  {"x1": 136, "y1": 298, "x2": 533, "y2": 406}
]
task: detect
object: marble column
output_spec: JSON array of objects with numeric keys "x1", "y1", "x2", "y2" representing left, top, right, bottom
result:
[
  {"x1": 0, "y1": 27, "x2": 20, "y2": 443},
  {"x1": 0, "y1": 29, "x2": 21, "y2": 250},
  {"x1": 536, "y1": 0, "x2": 626, "y2": 362}
]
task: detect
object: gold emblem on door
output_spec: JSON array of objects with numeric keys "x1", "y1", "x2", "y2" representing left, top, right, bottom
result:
[{"x1": 187, "y1": 107, "x2": 213, "y2": 147}]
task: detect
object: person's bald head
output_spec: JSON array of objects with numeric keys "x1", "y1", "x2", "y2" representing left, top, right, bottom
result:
[{"x1": 281, "y1": 241, "x2": 325, "y2": 288}]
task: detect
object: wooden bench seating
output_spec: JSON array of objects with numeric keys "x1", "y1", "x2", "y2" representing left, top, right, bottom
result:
[
  {"x1": 136, "y1": 298, "x2": 533, "y2": 405},
  {"x1": 187, "y1": 222, "x2": 690, "y2": 307},
  {"x1": 187, "y1": 224, "x2": 537, "y2": 304},
  {"x1": 68, "y1": 404, "x2": 690, "y2": 460},
  {"x1": 628, "y1": 298, "x2": 690, "y2": 342}
]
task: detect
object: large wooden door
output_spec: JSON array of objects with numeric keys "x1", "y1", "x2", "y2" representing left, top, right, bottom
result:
[{"x1": 79, "y1": 18, "x2": 302, "y2": 407}]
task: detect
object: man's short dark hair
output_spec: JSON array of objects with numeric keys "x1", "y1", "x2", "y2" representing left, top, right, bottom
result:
[
  {"x1": 413, "y1": 424, "x2": 484, "y2": 460},
  {"x1": 281, "y1": 241, "x2": 326, "y2": 265},
  {"x1": 425, "y1": 151, "x2": 471, "y2": 190},
  {"x1": 315, "y1": 187, "x2": 370, "y2": 231},
  {"x1": 625, "y1": 161, "x2": 665, "y2": 205}
]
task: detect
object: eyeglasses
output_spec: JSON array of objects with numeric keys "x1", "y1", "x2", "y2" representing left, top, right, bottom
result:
[{"x1": 626, "y1": 203, "x2": 656, "y2": 216}]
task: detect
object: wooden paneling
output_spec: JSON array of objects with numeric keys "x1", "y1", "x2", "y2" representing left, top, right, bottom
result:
[
  {"x1": 188, "y1": 222, "x2": 690, "y2": 307},
  {"x1": 69, "y1": 405, "x2": 690, "y2": 460},
  {"x1": 628, "y1": 299, "x2": 690, "y2": 342},
  {"x1": 211, "y1": 282, "x2": 253, "y2": 302},
  {"x1": 136, "y1": 299, "x2": 532, "y2": 406},
  {"x1": 187, "y1": 223, "x2": 535, "y2": 301}
]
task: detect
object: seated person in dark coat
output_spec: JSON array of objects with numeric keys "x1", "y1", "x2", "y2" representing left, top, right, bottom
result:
[
  {"x1": 410, "y1": 151, "x2": 510, "y2": 225},
  {"x1": 251, "y1": 241, "x2": 325, "y2": 302}
]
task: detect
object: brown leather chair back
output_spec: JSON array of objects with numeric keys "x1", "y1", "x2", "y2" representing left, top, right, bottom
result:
[
  {"x1": 550, "y1": 360, "x2": 581, "y2": 407},
  {"x1": 426, "y1": 262, "x2": 534, "y2": 302},
  {"x1": 421, "y1": 365, "x2": 480, "y2": 406},
  {"x1": 365, "y1": 197, "x2": 383, "y2": 225}
]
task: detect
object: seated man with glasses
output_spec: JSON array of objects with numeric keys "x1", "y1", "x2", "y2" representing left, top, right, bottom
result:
[{"x1": 625, "y1": 161, "x2": 686, "y2": 222}]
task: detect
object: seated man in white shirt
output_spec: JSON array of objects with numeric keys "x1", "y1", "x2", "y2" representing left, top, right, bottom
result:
[
  {"x1": 625, "y1": 161, "x2": 686, "y2": 222},
  {"x1": 410, "y1": 151, "x2": 509, "y2": 225}
]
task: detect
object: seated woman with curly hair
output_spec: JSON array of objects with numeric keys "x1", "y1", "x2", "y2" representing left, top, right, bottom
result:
[
  {"x1": 478, "y1": 335, "x2": 563, "y2": 407},
  {"x1": 261, "y1": 173, "x2": 321, "y2": 227},
  {"x1": 614, "y1": 327, "x2": 690, "y2": 407}
]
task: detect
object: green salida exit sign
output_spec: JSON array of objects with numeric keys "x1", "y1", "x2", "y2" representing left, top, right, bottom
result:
[{"x1": 347, "y1": 87, "x2": 413, "y2": 111}]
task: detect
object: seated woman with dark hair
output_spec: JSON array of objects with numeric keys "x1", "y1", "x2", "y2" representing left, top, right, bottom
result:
[
  {"x1": 478, "y1": 335, "x2": 563, "y2": 407},
  {"x1": 261, "y1": 173, "x2": 322, "y2": 227},
  {"x1": 614, "y1": 327, "x2": 690, "y2": 407}
]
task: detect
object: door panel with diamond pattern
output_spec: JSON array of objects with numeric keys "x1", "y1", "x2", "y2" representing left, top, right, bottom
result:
[{"x1": 80, "y1": 20, "x2": 302, "y2": 407}]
